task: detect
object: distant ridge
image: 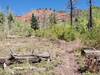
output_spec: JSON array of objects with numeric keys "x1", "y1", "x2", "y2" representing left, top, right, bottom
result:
[{"x1": 16, "y1": 8, "x2": 70, "y2": 23}]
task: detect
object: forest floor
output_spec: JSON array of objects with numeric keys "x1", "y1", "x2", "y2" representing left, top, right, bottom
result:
[{"x1": 0, "y1": 37, "x2": 82, "y2": 75}]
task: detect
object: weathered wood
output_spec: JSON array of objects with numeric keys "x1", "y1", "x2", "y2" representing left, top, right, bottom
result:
[
  {"x1": 12, "y1": 66, "x2": 46, "y2": 71},
  {"x1": 84, "y1": 50, "x2": 100, "y2": 56},
  {"x1": 8, "y1": 54, "x2": 41, "y2": 64},
  {"x1": 0, "y1": 52, "x2": 50, "y2": 67},
  {"x1": 0, "y1": 57, "x2": 8, "y2": 64},
  {"x1": 81, "y1": 48, "x2": 100, "y2": 56},
  {"x1": 35, "y1": 52, "x2": 50, "y2": 58},
  {"x1": 12, "y1": 52, "x2": 50, "y2": 59},
  {"x1": 82, "y1": 47, "x2": 100, "y2": 56},
  {"x1": 9, "y1": 53, "x2": 50, "y2": 63}
]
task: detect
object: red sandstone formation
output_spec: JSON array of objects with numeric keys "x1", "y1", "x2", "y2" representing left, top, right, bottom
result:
[{"x1": 16, "y1": 9, "x2": 70, "y2": 23}]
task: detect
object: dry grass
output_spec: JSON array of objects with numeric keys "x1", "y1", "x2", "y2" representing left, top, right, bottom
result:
[{"x1": 0, "y1": 37, "x2": 63, "y2": 75}]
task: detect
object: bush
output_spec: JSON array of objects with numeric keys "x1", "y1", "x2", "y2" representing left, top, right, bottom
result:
[
  {"x1": 11, "y1": 21, "x2": 34, "y2": 37},
  {"x1": 80, "y1": 26, "x2": 100, "y2": 49},
  {"x1": 35, "y1": 24, "x2": 76, "y2": 41}
]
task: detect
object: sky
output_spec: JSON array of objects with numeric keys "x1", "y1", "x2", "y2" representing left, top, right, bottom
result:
[{"x1": 0, "y1": 0, "x2": 100, "y2": 15}]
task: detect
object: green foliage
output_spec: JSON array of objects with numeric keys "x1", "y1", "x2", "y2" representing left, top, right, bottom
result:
[
  {"x1": 7, "y1": 13, "x2": 14, "y2": 23},
  {"x1": 35, "y1": 24, "x2": 76, "y2": 41},
  {"x1": 80, "y1": 26, "x2": 100, "y2": 49},
  {"x1": 0, "y1": 6, "x2": 100, "y2": 49},
  {"x1": 0, "y1": 12, "x2": 5, "y2": 32},
  {"x1": 0, "y1": 12, "x2": 5, "y2": 24},
  {"x1": 62, "y1": 27, "x2": 75, "y2": 41},
  {"x1": 11, "y1": 21, "x2": 34, "y2": 36},
  {"x1": 7, "y1": 13, "x2": 14, "y2": 30},
  {"x1": 31, "y1": 13, "x2": 39, "y2": 30}
]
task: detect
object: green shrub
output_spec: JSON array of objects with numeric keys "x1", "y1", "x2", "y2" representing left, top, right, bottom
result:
[
  {"x1": 80, "y1": 26, "x2": 100, "y2": 49},
  {"x1": 35, "y1": 24, "x2": 76, "y2": 41},
  {"x1": 11, "y1": 21, "x2": 34, "y2": 36}
]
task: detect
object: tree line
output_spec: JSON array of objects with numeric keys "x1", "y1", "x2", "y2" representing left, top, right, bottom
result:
[
  {"x1": 0, "y1": 0, "x2": 97, "y2": 33},
  {"x1": 31, "y1": 0, "x2": 94, "y2": 31}
]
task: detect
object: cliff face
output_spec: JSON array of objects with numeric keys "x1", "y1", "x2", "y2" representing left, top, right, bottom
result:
[{"x1": 16, "y1": 9, "x2": 70, "y2": 23}]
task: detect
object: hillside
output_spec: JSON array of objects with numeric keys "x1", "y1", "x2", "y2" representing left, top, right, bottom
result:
[{"x1": 16, "y1": 9, "x2": 70, "y2": 23}]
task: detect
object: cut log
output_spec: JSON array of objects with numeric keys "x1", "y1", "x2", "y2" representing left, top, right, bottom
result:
[
  {"x1": 8, "y1": 54, "x2": 41, "y2": 63},
  {"x1": 81, "y1": 48, "x2": 100, "y2": 56},
  {"x1": 83, "y1": 50, "x2": 100, "y2": 57},
  {"x1": 12, "y1": 66, "x2": 46, "y2": 71},
  {"x1": 8, "y1": 52, "x2": 50, "y2": 63},
  {"x1": 12, "y1": 52, "x2": 50, "y2": 60},
  {"x1": 0, "y1": 52, "x2": 51, "y2": 66},
  {"x1": 12, "y1": 52, "x2": 50, "y2": 58}
]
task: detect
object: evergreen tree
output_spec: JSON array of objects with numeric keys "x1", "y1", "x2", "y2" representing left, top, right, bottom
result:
[
  {"x1": 0, "y1": 12, "x2": 5, "y2": 31},
  {"x1": 0, "y1": 12, "x2": 5, "y2": 24},
  {"x1": 31, "y1": 13, "x2": 39, "y2": 30},
  {"x1": 6, "y1": 5, "x2": 14, "y2": 33},
  {"x1": 7, "y1": 13, "x2": 14, "y2": 30}
]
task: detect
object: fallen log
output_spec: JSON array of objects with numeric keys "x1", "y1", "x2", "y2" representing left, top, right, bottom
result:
[
  {"x1": 84, "y1": 50, "x2": 100, "y2": 56},
  {"x1": 36, "y1": 52, "x2": 50, "y2": 58},
  {"x1": 8, "y1": 54, "x2": 41, "y2": 64},
  {"x1": 9, "y1": 52, "x2": 50, "y2": 63},
  {"x1": 0, "y1": 52, "x2": 51, "y2": 67},
  {"x1": 12, "y1": 66, "x2": 46, "y2": 71},
  {"x1": 81, "y1": 48, "x2": 100, "y2": 56},
  {"x1": 12, "y1": 52, "x2": 50, "y2": 58}
]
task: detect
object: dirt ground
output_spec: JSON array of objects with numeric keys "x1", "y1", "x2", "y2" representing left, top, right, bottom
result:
[
  {"x1": 54, "y1": 39, "x2": 82, "y2": 75},
  {"x1": 0, "y1": 37, "x2": 82, "y2": 75}
]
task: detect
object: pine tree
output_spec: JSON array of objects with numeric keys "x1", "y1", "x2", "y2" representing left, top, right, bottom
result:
[
  {"x1": 0, "y1": 12, "x2": 5, "y2": 31},
  {"x1": 0, "y1": 12, "x2": 5, "y2": 24},
  {"x1": 31, "y1": 13, "x2": 39, "y2": 31},
  {"x1": 7, "y1": 13, "x2": 14, "y2": 30},
  {"x1": 6, "y1": 6, "x2": 14, "y2": 35}
]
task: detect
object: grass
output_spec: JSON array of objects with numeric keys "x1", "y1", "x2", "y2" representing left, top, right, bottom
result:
[{"x1": 0, "y1": 37, "x2": 62, "y2": 75}]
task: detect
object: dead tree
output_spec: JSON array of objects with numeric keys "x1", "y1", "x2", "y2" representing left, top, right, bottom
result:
[
  {"x1": 87, "y1": 0, "x2": 93, "y2": 30},
  {"x1": 68, "y1": 0, "x2": 78, "y2": 26},
  {"x1": 70, "y1": 0, "x2": 73, "y2": 26}
]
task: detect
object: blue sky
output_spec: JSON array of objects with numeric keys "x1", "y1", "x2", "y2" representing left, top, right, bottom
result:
[{"x1": 0, "y1": 0, "x2": 100, "y2": 15}]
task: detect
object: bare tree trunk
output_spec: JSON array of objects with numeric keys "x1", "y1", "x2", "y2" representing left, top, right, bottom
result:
[
  {"x1": 70, "y1": 0, "x2": 73, "y2": 26},
  {"x1": 88, "y1": 0, "x2": 93, "y2": 30}
]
